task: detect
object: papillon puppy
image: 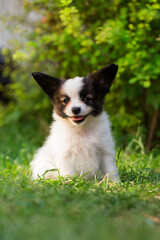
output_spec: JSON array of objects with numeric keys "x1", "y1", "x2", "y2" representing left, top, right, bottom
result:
[{"x1": 30, "y1": 64, "x2": 119, "y2": 181}]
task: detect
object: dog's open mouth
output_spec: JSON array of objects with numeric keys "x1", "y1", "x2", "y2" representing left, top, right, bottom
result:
[{"x1": 71, "y1": 116, "x2": 85, "y2": 124}]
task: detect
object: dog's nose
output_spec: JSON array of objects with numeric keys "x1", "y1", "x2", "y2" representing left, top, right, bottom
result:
[{"x1": 72, "y1": 107, "x2": 81, "y2": 115}]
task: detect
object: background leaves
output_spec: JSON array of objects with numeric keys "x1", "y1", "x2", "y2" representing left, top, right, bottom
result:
[{"x1": 0, "y1": 0, "x2": 160, "y2": 148}]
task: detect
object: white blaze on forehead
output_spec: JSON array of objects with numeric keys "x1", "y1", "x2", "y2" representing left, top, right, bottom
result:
[{"x1": 62, "y1": 77, "x2": 84, "y2": 98}]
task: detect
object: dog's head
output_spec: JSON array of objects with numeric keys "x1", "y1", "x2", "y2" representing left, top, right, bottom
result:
[{"x1": 32, "y1": 64, "x2": 118, "y2": 125}]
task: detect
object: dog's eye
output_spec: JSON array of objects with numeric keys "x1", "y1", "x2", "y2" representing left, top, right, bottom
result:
[
  {"x1": 60, "y1": 96, "x2": 70, "y2": 105},
  {"x1": 63, "y1": 98, "x2": 69, "y2": 104},
  {"x1": 84, "y1": 96, "x2": 93, "y2": 104}
]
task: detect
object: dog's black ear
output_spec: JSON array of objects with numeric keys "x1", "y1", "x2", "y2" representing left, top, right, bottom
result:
[
  {"x1": 32, "y1": 72, "x2": 60, "y2": 99},
  {"x1": 92, "y1": 64, "x2": 118, "y2": 94}
]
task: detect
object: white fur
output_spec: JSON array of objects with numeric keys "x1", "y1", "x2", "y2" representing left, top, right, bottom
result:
[
  {"x1": 62, "y1": 77, "x2": 92, "y2": 121},
  {"x1": 30, "y1": 77, "x2": 119, "y2": 181}
]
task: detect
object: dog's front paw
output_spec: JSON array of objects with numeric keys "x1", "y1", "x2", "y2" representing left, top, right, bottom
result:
[
  {"x1": 42, "y1": 169, "x2": 59, "y2": 179},
  {"x1": 30, "y1": 160, "x2": 58, "y2": 180},
  {"x1": 32, "y1": 168, "x2": 59, "y2": 180}
]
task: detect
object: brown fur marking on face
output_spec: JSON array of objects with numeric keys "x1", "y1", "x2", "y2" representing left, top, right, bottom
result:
[{"x1": 52, "y1": 88, "x2": 69, "y2": 119}]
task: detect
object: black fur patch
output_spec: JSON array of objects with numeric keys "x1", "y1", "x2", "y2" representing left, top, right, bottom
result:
[
  {"x1": 80, "y1": 64, "x2": 118, "y2": 116},
  {"x1": 32, "y1": 72, "x2": 60, "y2": 99},
  {"x1": 91, "y1": 64, "x2": 118, "y2": 95},
  {"x1": 80, "y1": 77, "x2": 104, "y2": 116}
]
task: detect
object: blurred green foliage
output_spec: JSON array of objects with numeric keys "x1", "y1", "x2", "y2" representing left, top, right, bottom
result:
[{"x1": 0, "y1": 0, "x2": 160, "y2": 147}]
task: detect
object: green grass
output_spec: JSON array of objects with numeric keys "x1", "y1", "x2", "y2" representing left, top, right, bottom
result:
[{"x1": 0, "y1": 123, "x2": 160, "y2": 240}]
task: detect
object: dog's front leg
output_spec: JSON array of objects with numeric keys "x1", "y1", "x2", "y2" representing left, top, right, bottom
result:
[
  {"x1": 58, "y1": 160, "x2": 76, "y2": 177},
  {"x1": 101, "y1": 154, "x2": 119, "y2": 181}
]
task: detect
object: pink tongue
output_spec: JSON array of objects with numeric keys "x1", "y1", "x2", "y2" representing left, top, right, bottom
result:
[{"x1": 72, "y1": 116, "x2": 84, "y2": 121}]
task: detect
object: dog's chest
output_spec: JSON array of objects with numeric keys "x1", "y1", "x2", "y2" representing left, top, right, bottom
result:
[
  {"x1": 69, "y1": 134, "x2": 101, "y2": 171},
  {"x1": 52, "y1": 124, "x2": 102, "y2": 175}
]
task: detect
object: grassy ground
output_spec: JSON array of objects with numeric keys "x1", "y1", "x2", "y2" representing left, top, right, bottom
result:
[{"x1": 0, "y1": 123, "x2": 160, "y2": 240}]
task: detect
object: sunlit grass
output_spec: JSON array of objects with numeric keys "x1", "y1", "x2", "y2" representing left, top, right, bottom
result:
[{"x1": 0, "y1": 123, "x2": 159, "y2": 240}]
